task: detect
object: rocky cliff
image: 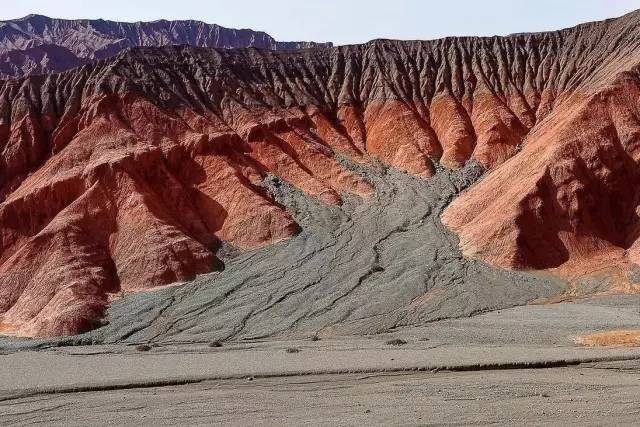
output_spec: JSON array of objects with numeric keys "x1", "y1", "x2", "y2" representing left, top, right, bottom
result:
[
  {"x1": 1, "y1": 11, "x2": 640, "y2": 338},
  {"x1": 0, "y1": 14, "x2": 332, "y2": 78}
]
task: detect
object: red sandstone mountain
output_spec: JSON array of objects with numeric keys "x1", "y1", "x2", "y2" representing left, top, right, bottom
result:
[
  {"x1": 0, "y1": 14, "x2": 332, "y2": 79},
  {"x1": 1, "y1": 11, "x2": 640, "y2": 337}
]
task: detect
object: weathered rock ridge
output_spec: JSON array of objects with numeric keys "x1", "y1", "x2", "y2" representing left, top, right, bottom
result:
[
  {"x1": 1, "y1": 10, "x2": 640, "y2": 337},
  {"x1": 0, "y1": 14, "x2": 332, "y2": 79}
]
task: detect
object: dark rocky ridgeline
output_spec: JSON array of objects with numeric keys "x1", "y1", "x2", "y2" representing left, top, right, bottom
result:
[
  {"x1": 0, "y1": 10, "x2": 640, "y2": 340},
  {"x1": 0, "y1": 14, "x2": 333, "y2": 79}
]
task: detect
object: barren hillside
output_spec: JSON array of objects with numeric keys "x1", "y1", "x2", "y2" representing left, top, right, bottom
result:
[{"x1": 1, "y1": 11, "x2": 639, "y2": 338}]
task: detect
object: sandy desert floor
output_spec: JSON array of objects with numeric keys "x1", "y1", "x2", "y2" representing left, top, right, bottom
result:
[
  {"x1": 3, "y1": 361, "x2": 640, "y2": 426},
  {"x1": 2, "y1": 295, "x2": 640, "y2": 425}
]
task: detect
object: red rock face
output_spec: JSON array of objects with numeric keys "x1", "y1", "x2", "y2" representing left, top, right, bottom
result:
[
  {"x1": 0, "y1": 90, "x2": 378, "y2": 336},
  {"x1": 2, "y1": 11, "x2": 640, "y2": 336},
  {"x1": 442, "y1": 75, "x2": 640, "y2": 271}
]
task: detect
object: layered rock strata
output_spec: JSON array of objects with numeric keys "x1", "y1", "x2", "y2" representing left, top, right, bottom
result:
[{"x1": 1, "y1": 11, "x2": 640, "y2": 336}]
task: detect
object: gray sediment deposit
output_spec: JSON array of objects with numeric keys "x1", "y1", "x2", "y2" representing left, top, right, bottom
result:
[{"x1": 2, "y1": 160, "x2": 564, "y2": 349}]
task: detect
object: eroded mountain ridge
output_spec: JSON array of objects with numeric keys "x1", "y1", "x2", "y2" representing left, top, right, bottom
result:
[{"x1": 1, "y1": 11, "x2": 640, "y2": 337}]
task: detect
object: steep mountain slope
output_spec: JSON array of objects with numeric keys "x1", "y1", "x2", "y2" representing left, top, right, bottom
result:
[
  {"x1": 0, "y1": 44, "x2": 90, "y2": 78},
  {"x1": 0, "y1": 14, "x2": 332, "y2": 78},
  {"x1": 441, "y1": 17, "x2": 640, "y2": 275},
  {"x1": 1, "y1": 11, "x2": 640, "y2": 338}
]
